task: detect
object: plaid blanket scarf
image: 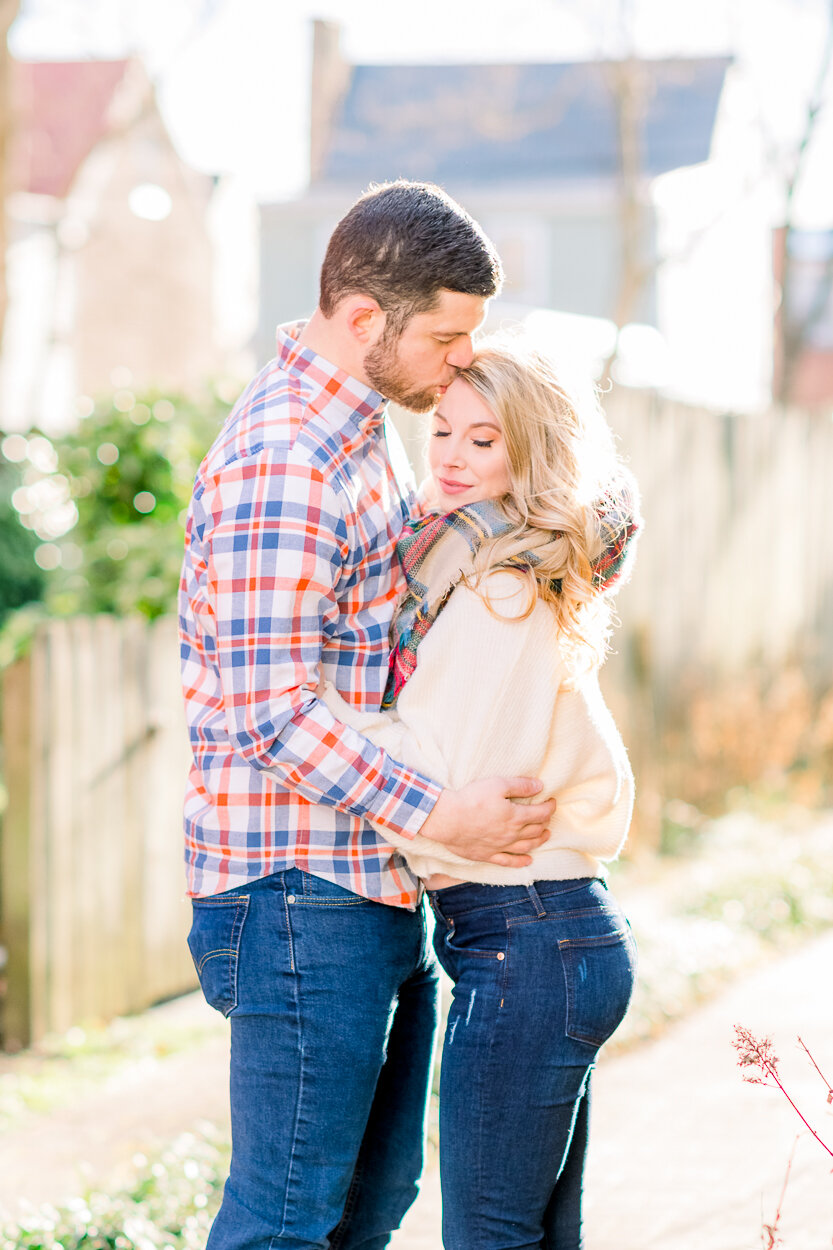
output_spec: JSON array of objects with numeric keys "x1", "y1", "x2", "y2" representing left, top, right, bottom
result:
[{"x1": 382, "y1": 472, "x2": 641, "y2": 708}]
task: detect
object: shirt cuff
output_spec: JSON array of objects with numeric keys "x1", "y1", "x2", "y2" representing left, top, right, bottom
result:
[{"x1": 361, "y1": 757, "x2": 443, "y2": 839}]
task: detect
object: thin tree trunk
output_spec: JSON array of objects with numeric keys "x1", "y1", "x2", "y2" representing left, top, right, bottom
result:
[
  {"x1": 601, "y1": 55, "x2": 651, "y2": 383},
  {"x1": 0, "y1": 0, "x2": 20, "y2": 351}
]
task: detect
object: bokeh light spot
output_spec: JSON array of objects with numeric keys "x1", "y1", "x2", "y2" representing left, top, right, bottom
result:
[
  {"x1": 73, "y1": 395, "x2": 95, "y2": 419},
  {"x1": 27, "y1": 435, "x2": 58, "y2": 473},
  {"x1": 113, "y1": 389, "x2": 136, "y2": 413},
  {"x1": 128, "y1": 183, "x2": 173, "y2": 222},
  {"x1": 133, "y1": 491, "x2": 156, "y2": 514},
  {"x1": 2, "y1": 434, "x2": 28, "y2": 462},
  {"x1": 106, "y1": 538, "x2": 129, "y2": 561},
  {"x1": 97, "y1": 443, "x2": 119, "y2": 465},
  {"x1": 34, "y1": 543, "x2": 61, "y2": 570}
]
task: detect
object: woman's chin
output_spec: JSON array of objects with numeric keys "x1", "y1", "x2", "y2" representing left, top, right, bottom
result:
[
  {"x1": 438, "y1": 493, "x2": 472, "y2": 511},
  {"x1": 435, "y1": 487, "x2": 488, "y2": 510}
]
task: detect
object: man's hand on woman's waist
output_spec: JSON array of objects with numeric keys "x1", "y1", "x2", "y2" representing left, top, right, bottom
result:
[{"x1": 419, "y1": 777, "x2": 554, "y2": 866}]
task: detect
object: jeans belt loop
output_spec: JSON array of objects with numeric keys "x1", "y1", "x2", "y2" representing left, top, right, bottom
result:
[{"x1": 526, "y1": 882, "x2": 546, "y2": 917}]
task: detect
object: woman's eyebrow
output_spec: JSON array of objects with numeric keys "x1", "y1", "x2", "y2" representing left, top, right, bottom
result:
[{"x1": 432, "y1": 412, "x2": 500, "y2": 433}]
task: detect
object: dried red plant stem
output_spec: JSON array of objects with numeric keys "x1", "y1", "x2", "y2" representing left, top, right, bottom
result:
[{"x1": 758, "y1": 1049, "x2": 833, "y2": 1159}]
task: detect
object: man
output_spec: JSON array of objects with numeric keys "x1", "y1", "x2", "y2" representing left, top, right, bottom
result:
[{"x1": 179, "y1": 180, "x2": 555, "y2": 1249}]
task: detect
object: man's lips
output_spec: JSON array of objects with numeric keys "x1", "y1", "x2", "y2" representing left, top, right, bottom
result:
[{"x1": 438, "y1": 477, "x2": 472, "y2": 494}]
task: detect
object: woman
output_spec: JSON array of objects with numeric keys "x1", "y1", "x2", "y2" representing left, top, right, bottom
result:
[{"x1": 323, "y1": 336, "x2": 640, "y2": 1249}]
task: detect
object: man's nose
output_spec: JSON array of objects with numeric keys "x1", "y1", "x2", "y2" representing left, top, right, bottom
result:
[{"x1": 446, "y1": 336, "x2": 474, "y2": 370}]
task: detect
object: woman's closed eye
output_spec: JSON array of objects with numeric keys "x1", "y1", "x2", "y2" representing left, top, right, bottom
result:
[{"x1": 431, "y1": 429, "x2": 494, "y2": 449}]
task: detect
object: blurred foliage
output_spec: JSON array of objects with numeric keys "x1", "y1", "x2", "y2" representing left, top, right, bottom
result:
[
  {"x1": 626, "y1": 665, "x2": 833, "y2": 851},
  {"x1": 0, "y1": 385, "x2": 232, "y2": 632},
  {"x1": 0, "y1": 459, "x2": 45, "y2": 628},
  {"x1": 0, "y1": 1128, "x2": 227, "y2": 1249}
]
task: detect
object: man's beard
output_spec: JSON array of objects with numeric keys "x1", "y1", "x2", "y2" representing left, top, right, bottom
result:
[{"x1": 364, "y1": 332, "x2": 449, "y2": 413}]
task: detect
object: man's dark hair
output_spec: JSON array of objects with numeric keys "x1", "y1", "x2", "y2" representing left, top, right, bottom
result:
[{"x1": 319, "y1": 180, "x2": 503, "y2": 330}]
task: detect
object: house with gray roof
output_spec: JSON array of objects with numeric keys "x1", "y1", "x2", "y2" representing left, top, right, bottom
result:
[{"x1": 258, "y1": 21, "x2": 732, "y2": 382}]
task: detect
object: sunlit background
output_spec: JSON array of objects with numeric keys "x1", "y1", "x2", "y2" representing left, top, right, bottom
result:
[{"x1": 0, "y1": 1, "x2": 832, "y2": 1243}]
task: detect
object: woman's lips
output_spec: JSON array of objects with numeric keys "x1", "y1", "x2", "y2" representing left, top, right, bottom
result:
[{"x1": 438, "y1": 477, "x2": 472, "y2": 495}]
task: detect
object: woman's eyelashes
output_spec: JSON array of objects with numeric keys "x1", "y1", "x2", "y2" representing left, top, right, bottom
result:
[{"x1": 430, "y1": 429, "x2": 495, "y2": 449}]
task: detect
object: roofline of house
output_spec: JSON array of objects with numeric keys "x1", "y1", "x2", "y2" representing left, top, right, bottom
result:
[{"x1": 260, "y1": 176, "x2": 664, "y2": 214}]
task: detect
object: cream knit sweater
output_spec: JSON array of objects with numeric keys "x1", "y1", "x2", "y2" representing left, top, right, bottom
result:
[{"x1": 322, "y1": 570, "x2": 634, "y2": 886}]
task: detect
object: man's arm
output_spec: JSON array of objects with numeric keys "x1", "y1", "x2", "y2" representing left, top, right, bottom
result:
[{"x1": 199, "y1": 449, "x2": 552, "y2": 862}]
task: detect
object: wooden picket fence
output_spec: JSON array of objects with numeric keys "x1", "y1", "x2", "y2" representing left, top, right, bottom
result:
[
  {"x1": 603, "y1": 390, "x2": 833, "y2": 686},
  {"x1": 597, "y1": 392, "x2": 833, "y2": 841},
  {"x1": 1, "y1": 615, "x2": 197, "y2": 1049}
]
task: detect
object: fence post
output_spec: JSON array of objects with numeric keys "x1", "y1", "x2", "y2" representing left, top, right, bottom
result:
[{"x1": 1, "y1": 652, "x2": 33, "y2": 1049}]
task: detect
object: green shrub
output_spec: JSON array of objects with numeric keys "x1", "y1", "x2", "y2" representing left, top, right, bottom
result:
[
  {"x1": 0, "y1": 458, "x2": 45, "y2": 627},
  {"x1": 1, "y1": 386, "x2": 232, "y2": 626}
]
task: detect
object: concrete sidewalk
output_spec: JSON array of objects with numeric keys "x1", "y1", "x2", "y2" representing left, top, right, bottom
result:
[
  {"x1": 2, "y1": 932, "x2": 833, "y2": 1247},
  {"x1": 394, "y1": 929, "x2": 833, "y2": 1249}
]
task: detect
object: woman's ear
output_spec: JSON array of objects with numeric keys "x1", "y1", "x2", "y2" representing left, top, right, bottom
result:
[{"x1": 343, "y1": 296, "x2": 386, "y2": 347}]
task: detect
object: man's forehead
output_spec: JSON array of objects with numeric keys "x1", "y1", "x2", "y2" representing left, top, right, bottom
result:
[{"x1": 418, "y1": 290, "x2": 488, "y2": 333}]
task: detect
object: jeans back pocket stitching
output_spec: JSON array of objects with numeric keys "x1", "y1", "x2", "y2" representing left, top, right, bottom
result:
[{"x1": 196, "y1": 948, "x2": 236, "y2": 976}]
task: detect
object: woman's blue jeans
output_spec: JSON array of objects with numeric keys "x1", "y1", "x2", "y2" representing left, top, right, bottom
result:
[
  {"x1": 187, "y1": 868, "x2": 439, "y2": 1249},
  {"x1": 428, "y1": 877, "x2": 636, "y2": 1250}
]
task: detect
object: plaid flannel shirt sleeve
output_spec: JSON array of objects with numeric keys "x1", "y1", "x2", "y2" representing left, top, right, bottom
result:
[{"x1": 199, "y1": 447, "x2": 442, "y2": 836}]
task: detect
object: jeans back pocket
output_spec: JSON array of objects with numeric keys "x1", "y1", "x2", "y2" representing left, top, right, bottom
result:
[
  {"x1": 560, "y1": 927, "x2": 637, "y2": 1049},
  {"x1": 187, "y1": 893, "x2": 250, "y2": 1016}
]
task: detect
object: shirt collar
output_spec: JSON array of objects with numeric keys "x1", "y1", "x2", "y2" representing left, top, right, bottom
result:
[{"x1": 276, "y1": 321, "x2": 388, "y2": 437}]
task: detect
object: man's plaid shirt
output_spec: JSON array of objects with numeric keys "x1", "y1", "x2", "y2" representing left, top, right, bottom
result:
[{"x1": 178, "y1": 324, "x2": 442, "y2": 906}]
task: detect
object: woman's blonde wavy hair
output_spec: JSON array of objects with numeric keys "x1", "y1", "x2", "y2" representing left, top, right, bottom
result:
[{"x1": 458, "y1": 334, "x2": 623, "y2": 670}]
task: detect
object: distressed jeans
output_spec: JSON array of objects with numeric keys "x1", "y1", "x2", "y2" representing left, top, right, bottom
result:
[
  {"x1": 187, "y1": 868, "x2": 439, "y2": 1250},
  {"x1": 429, "y1": 877, "x2": 637, "y2": 1250}
]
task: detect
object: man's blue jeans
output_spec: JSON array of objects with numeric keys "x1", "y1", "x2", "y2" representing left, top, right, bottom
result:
[
  {"x1": 187, "y1": 867, "x2": 439, "y2": 1249},
  {"x1": 428, "y1": 877, "x2": 637, "y2": 1250}
]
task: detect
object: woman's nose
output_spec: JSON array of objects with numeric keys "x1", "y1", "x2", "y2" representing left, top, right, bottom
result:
[{"x1": 442, "y1": 441, "x2": 465, "y2": 468}]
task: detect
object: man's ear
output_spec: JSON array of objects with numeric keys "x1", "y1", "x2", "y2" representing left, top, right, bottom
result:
[{"x1": 343, "y1": 296, "x2": 386, "y2": 347}]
